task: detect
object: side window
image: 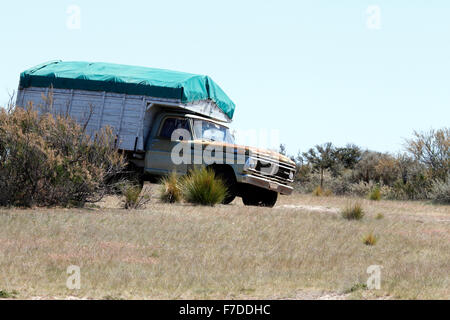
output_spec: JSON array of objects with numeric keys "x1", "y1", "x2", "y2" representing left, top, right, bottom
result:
[{"x1": 159, "y1": 118, "x2": 190, "y2": 140}]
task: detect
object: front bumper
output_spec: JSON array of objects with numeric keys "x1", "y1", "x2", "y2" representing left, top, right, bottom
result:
[{"x1": 238, "y1": 174, "x2": 294, "y2": 195}]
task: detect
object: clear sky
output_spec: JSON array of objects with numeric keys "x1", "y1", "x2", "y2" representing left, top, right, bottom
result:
[{"x1": 1, "y1": 0, "x2": 449, "y2": 155}]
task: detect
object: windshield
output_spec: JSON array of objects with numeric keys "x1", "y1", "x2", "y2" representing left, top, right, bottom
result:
[{"x1": 193, "y1": 119, "x2": 235, "y2": 144}]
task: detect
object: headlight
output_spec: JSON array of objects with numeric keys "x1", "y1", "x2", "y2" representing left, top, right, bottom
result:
[
  {"x1": 244, "y1": 157, "x2": 258, "y2": 171},
  {"x1": 289, "y1": 171, "x2": 294, "y2": 180}
]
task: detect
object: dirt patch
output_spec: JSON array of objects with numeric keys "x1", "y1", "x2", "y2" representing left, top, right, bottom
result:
[{"x1": 279, "y1": 204, "x2": 339, "y2": 214}]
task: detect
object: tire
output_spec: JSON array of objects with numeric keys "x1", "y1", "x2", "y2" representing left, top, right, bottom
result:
[
  {"x1": 223, "y1": 194, "x2": 236, "y2": 205},
  {"x1": 242, "y1": 187, "x2": 278, "y2": 208},
  {"x1": 212, "y1": 167, "x2": 237, "y2": 205}
]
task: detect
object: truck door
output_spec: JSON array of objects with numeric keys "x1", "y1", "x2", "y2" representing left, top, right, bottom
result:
[{"x1": 145, "y1": 116, "x2": 191, "y2": 176}]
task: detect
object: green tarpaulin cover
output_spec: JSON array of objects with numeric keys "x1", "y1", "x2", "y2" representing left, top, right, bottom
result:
[{"x1": 19, "y1": 61, "x2": 235, "y2": 119}]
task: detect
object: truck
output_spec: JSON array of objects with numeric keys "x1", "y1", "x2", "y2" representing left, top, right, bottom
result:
[{"x1": 17, "y1": 61, "x2": 296, "y2": 207}]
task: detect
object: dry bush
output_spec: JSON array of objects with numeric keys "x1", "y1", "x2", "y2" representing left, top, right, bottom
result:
[
  {"x1": 405, "y1": 128, "x2": 449, "y2": 182},
  {"x1": 389, "y1": 173, "x2": 432, "y2": 201},
  {"x1": 312, "y1": 186, "x2": 323, "y2": 196},
  {"x1": 312, "y1": 185, "x2": 332, "y2": 197},
  {"x1": 349, "y1": 181, "x2": 374, "y2": 198},
  {"x1": 0, "y1": 106, "x2": 126, "y2": 207},
  {"x1": 328, "y1": 169, "x2": 355, "y2": 195},
  {"x1": 374, "y1": 156, "x2": 401, "y2": 185},
  {"x1": 290, "y1": 128, "x2": 448, "y2": 202},
  {"x1": 312, "y1": 186, "x2": 333, "y2": 197},
  {"x1": 122, "y1": 184, "x2": 150, "y2": 209},
  {"x1": 295, "y1": 169, "x2": 333, "y2": 194},
  {"x1": 159, "y1": 172, "x2": 182, "y2": 203},
  {"x1": 429, "y1": 175, "x2": 450, "y2": 204}
]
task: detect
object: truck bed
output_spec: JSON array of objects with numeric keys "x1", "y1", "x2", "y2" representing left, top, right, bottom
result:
[
  {"x1": 17, "y1": 87, "x2": 229, "y2": 152},
  {"x1": 17, "y1": 61, "x2": 236, "y2": 152}
]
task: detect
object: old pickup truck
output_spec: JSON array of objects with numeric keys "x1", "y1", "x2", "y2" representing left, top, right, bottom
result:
[{"x1": 17, "y1": 61, "x2": 296, "y2": 207}]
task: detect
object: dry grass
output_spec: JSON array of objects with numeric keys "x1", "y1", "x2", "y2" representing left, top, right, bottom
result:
[
  {"x1": 0, "y1": 191, "x2": 449, "y2": 300},
  {"x1": 312, "y1": 186, "x2": 323, "y2": 196},
  {"x1": 362, "y1": 232, "x2": 378, "y2": 246},
  {"x1": 122, "y1": 184, "x2": 150, "y2": 209},
  {"x1": 159, "y1": 172, "x2": 182, "y2": 203},
  {"x1": 313, "y1": 186, "x2": 333, "y2": 197},
  {"x1": 369, "y1": 186, "x2": 381, "y2": 201},
  {"x1": 341, "y1": 202, "x2": 365, "y2": 220}
]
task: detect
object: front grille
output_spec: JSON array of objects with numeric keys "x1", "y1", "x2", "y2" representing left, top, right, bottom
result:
[
  {"x1": 252, "y1": 158, "x2": 295, "y2": 183},
  {"x1": 276, "y1": 165, "x2": 292, "y2": 181}
]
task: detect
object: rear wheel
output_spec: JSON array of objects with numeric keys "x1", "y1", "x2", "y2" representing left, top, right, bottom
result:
[{"x1": 242, "y1": 187, "x2": 278, "y2": 207}]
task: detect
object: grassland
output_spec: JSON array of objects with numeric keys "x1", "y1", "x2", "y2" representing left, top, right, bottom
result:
[{"x1": 0, "y1": 188, "x2": 449, "y2": 300}]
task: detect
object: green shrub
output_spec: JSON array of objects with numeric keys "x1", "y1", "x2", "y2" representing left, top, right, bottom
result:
[
  {"x1": 0, "y1": 106, "x2": 126, "y2": 207},
  {"x1": 0, "y1": 289, "x2": 18, "y2": 298},
  {"x1": 159, "y1": 172, "x2": 182, "y2": 203},
  {"x1": 181, "y1": 167, "x2": 227, "y2": 206},
  {"x1": 341, "y1": 202, "x2": 365, "y2": 220},
  {"x1": 368, "y1": 186, "x2": 381, "y2": 201}
]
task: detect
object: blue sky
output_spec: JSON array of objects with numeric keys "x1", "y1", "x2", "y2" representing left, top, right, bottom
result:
[{"x1": 1, "y1": 0, "x2": 449, "y2": 155}]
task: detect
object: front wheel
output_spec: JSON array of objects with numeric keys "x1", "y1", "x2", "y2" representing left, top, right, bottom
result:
[
  {"x1": 212, "y1": 167, "x2": 237, "y2": 205},
  {"x1": 242, "y1": 187, "x2": 278, "y2": 208}
]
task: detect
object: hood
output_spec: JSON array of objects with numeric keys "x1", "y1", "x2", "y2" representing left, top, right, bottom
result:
[{"x1": 192, "y1": 140, "x2": 295, "y2": 166}]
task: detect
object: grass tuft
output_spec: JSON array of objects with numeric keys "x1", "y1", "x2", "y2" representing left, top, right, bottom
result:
[
  {"x1": 341, "y1": 202, "x2": 365, "y2": 220},
  {"x1": 0, "y1": 290, "x2": 18, "y2": 299},
  {"x1": 313, "y1": 186, "x2": 332, "y2": 197},
  {"x1": 122, "y1": 184, "x2": 150, "y2": 209},
  {"x1": 103, "y1": 295, "x2": 124, "y2": 300},
  {"x1": 159, "y1": 172, "x2": 182, "y2": 203},
  {"x1": 375, "y1": 213, "x2": 384, "y2": 220},
  {"x1": 362, "y1": 232, "x2": 378, "y2": 246},
  {"x1": 346, "y1": 283, "x2": 367, "y2": 293},
  {"x1": 312, "y1": 186, "x2": 323, "y2": 196},
  {"x1": 181, "y1": 167, "x2": 227, "y2": 206},
  {"x1": 369, "y1": 186, "x2": 382, "y2": 201}
]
